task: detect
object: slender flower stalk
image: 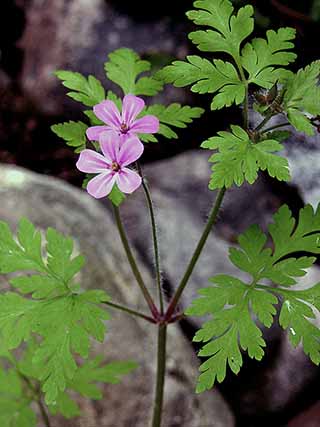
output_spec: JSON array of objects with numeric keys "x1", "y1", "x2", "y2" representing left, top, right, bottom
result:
[
  {"x1": 137, "y1": 163, "x2": 164, "y2": 315},
  {"x1": 113, "y1": 205, "x2": 159, "y2": 319}
]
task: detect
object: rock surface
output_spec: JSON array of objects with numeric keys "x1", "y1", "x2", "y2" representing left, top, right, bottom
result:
[
  {"x1": 19, "y1": 0, "x2": 189, "y2": 115},
  {"x1": 0, "y1": 163, "x2": 234, "y2": 427},
  {"x1": 288, "y1": 401, "x2": 320, "y2": 427}
]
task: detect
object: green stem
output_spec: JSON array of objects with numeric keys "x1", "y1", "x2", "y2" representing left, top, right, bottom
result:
[
  {"x1": 260, "y1": 121, "x2": 290, "y2": 134},
  {"x1": 151, "y1": 324, "x2": 167, "y2": 427},
  {"x1": 19, "y1": 373, "x2": 51, "y2": 427},
  {"x1": 137, "y1": 163, "x2": 164, "y2": 315},
  {"x1": 165, "y1": 187, "x2": 226, "y2": 321},
  {"x1": 234, "y1": 55, "x2": 249, "y2": 129},
  {"x1": 37, "y1": 398, "x2": 51, "y2": 427},
  {"x1": 113, "y1": 205, "x2": 159, "y2": 319},
  {"x1": 254, "y1": 111, "x2": 275, "y2": 132},
  {"x1": 104, "y1": 300, "x2": 156, "y2": 323}
]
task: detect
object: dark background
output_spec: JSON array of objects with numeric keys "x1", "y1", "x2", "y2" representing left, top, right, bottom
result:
[{"x1": 1, "y1": 1, "x2": 320, "y2": 426}]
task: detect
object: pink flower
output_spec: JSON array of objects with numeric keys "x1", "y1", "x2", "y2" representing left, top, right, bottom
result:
[
  {"x1": 76, "y1": 132, "x2": 144, "y2": 199},
  {"x1": 86, "y1": 94, "x2": 159, "y2": 142}
]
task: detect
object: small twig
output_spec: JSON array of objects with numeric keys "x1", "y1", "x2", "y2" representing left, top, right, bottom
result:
[{"x1": 136, "y1": 162, "x2": 164, "y2": 315}]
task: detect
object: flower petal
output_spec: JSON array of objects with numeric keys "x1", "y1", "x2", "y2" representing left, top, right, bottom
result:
[
  {"x1": 122, "y1": 95, "x2": 145, "y2": 126},
  {"x1": 86, "y1": 125, "x2": 111, "y2": 141},
  {"x1": 99, "y1": 131, "x2": 121, "y2": 163},
  {"x1": 130, "y1": 115, "x2": 159, "y2": 134},
  {"x1": 93, "y1": 100, "x2": 121, "y2": 129},
  {"x1": 76, "y1": 149, "x2": 111, "y2": 173},
  {"x1": 87, "y1": 172, "x2": 116, "y2": 199},
  {"x1": 117, "y1": 136, "x2": 144, "y2": 167},
  {"x1": 116, "y1": 168, "x2": 142, "y2": 194}
]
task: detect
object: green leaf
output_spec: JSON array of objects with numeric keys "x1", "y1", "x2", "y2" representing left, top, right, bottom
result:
[
  {"x1": 229, "y1": 204, "x2": 320, "y2": 286},
  {"x1": 269, "y1": 204, "x2": 320, "y2": 260},
  {"x1": 51, "y1": 121, "x2": 88, "y2": 151},
  {"x1": 157, "y1": 56, "x2": 245, "y2": 110},
  {"x1": 48, "y1": 392, "x2": 81, "y2": 419},
  {"x1": 47, "y1": 357, "x2": 137, "y2": 418},
  {"x1": 278, "y1": 289, "x2": 320, "y2": 364},
  {"x1": 187, "y1": 204, "x2": 320, "y2": 392},
  {"x1": 0, "y1": 220, "x2": 112, "y2": 404},
  {"x1": 108, "y1": 183, "x2": 126, "y2": 207},
  {"x1": 67, "y1": 356, "x2": 137, "y2": 399},
  {"x1": 241, "y1": 28, "x2": 296, "y2": 88},
  {"x1": 105, "y1": 48, "x2": 163, "y2": 96},
  {"x1": 186, "y1": 276, "x2": 275, "y2": 392},
  {"x1": 141, "y1": 103, "x2": 204, "y2": 140},
  {"x1": 46, "y1": 227, "x2": 85, "y2": 284},
  {"x1": 33, "y1": 291, "x2": 110, "y2": 404},
  {"x1": 187, "y1": 0, "x2": 254, "y2": 58},
  {"x1": 282, "y1": 61, "x2": 320, "y2": 135},
  {"x1": 0, "y1": 218, "x2": 46, "y2": 274},
  {"x1": 56, "y1": 71, "x2": 106, "y2": 107},
  {"x1": 202, "y1": 125, "x2": 290, "y2": 189},
  {"x1": 0, "y1": 367, "x2": 36, "y2": 427}
]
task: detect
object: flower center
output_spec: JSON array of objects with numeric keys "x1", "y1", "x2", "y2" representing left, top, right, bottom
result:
[
  {"x1": 111, "y1": 162, "x2": 120, "y2": 172},
  {"x1": 120, "y1": 122, "x2": 129, "y2": 134}
]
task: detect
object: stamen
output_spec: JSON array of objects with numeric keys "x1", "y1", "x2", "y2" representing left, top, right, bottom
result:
[
  {"x1": 120, "y1": 122, "x2": 129, "y2": 134},
  {"x1": 111, "y1": 162, "x2": 120, "y2": 172}
]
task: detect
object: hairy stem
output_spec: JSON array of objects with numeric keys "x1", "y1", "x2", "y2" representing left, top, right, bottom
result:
[
  {"x1": 113, "y1": 205, "x2": 159, "y2": 319},
  {"x1": 151, "y1": 324, "x2": 167, "y2": 427},
  {"x1": 137, "y1": 163, "x2": 164, "y2": 315},
  {"x1": 165, "y1": 187, "x2": 226, "y2": 321},
  {"x1": 104, "y1": 300, "x2": 156, "y2": 323}
]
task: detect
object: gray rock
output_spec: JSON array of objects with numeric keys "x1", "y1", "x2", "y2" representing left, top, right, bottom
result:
[
  {"x1": 19, "y1": 0, "x2": 189, "y2": 115},
  {"x1": 0, "y1": 164, "x2": 234, "y2": 427}
]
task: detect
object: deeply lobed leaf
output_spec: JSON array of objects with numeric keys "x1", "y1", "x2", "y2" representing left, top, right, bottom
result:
[
  {"x1": 104, "y1": 48, "x2": 163, "y2": 96},
  {"x1": 0, "y1": 220, "x2": 112, "y2": 404},
  {"x1": 187, "y1": 204, "x2": 320, "y2": 392},
  {"x1": 140, "y1": 103, "x2": 204, "y2": 141},
  {"x1": 157, "y1": 56, "x2": 245, "y2": 110},
  {"x1": 202, "y1": 125, "x2": 290, "y2": 189},
  {"x1": 241, "y1": 27, "x2": 296, "y2": 88},
  {"x1": 282, "y1": 61, "x2": 320, "y2": 135},
  {"x1": 186, "y1": 0, "x2": 254, "y2": 58},
  {"x1": 55, "y1": 71, "x2": 106, "y2": 107},
  {"x1": 51, "y1": 121, "x2": 88, "y2": 152}
]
